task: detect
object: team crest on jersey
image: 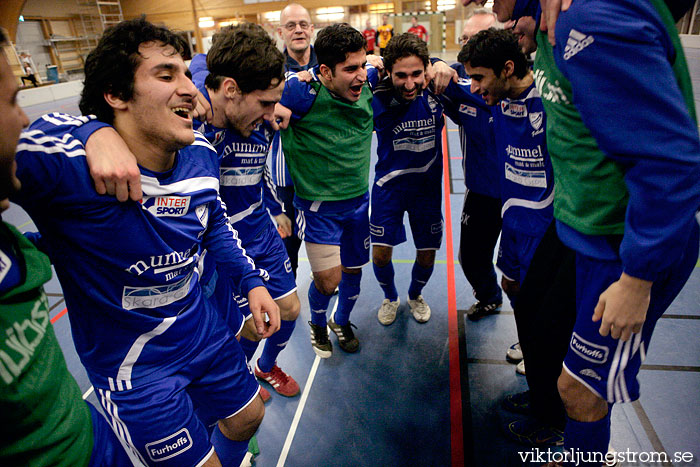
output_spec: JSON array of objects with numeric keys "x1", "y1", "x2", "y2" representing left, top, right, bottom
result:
[
  {"x1": 457, "y1": 77, "x2": 471, "y2": 86},
  {"x1": 145, "y1": 428, "x2": 193, "y2": 462},
  {"x1": 570, "y1": 332, "x2": 609, "y2": 364},
  {"x1": 500, "y1": 101, "x2": 527, "y2": 118},
  {"x1": 0, "y1": 249, "x2": 11, "y2": 284},
  {"x1": 211, "y1": 130, "x2": 226, "y2": 147},
  {"x1": 141, "y1": 196, "x2": 191, "y2": 217},
  {"x1": 308, "y1": 87, "x2": 317, "y2": 96},
  {"x1": 196, "y1": 205, "x2": 209, "y2": 228},
  {"x1": 459, "y1": 104, "x2": 477, "y2": 117},
  {"x1": 427, "y1": 95, "x2": 438, "y2": 113},
  {"x1": 529, "y1": 112, "x2": 543, "y2": 131}
]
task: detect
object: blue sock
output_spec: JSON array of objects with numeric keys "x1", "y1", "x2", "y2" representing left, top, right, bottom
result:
[
  {"x1": 258, "y1": 318, "x2": 296, "y2": 372},
  {"x1": 211, "y1": 424, "x2": 248, "y2": 466},
  {"x1": 563, "y1": 411, "x2": 611, "y2": 466},
  {"x1": 308, "y1": 282, "x2": 331, "y2": 327},
  {"x1": 408, "y1": 262, "x2": 434, "y2": 300},
  {"x1": 372, "y1": 261, "x2": 398, "y2": 301},
  {"x1": 239, "y1": 336, "x2": 259, "y2": 363},
  {"x1": 334, "y1": 270, "x2": 361, "y2": 326}
]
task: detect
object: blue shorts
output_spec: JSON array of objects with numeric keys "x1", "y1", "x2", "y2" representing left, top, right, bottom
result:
[
  {"x1": 206, "y1": 270, "x2": 246, "y2": 335},
  {"x1": 496, "y1": 225, "x2": 543, "y2": 284},
  {"x1": 564, "y1": 225, "x2": 698, "y2": 403},
  {"x1": 295, "y1": 193, "x2": 370, "y2": 269},
  {"x1": 88, "y1": 403, "x2": 135, "y2": 466},
  {"x1": 94, "y1": 313, "x2": 259, "y2": 466},
  {"x1": 370, "y1": 183, "x2": 443, "y2": 250},
  {"x1": 206, "y1": 221, "x2": 296, "y2": 328}
]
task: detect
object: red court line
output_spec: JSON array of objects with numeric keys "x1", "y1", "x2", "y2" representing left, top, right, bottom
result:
[
  {"x1": 443, "y1": 127, "x2": 464, "y2": 466},
  {"x1": 51, "y1": 307, "x2": 68, "y2": 324}
]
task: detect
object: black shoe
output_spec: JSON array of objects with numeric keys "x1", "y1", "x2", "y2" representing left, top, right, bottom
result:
[
  {"x1": 328, "y1": 318, "x2": 359, "y2": 353},
  {"x1": 501, "y1": 390, "x2": 531, "y2": 414},
  {"x1": 466, "y1": 300, "x2": 502, "y2": 321},
  {"x1": 501, "y1": 417, "x2": 564, "y2": 447},
  {"x1": 308, "y1": 321, "x2": 332, "y2": 358}
]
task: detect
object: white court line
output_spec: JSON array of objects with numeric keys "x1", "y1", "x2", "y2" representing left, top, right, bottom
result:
[
  {"x1": 276, "y1": 298, "x2": 338, "y2": 467},
  {"x1": 82, "y1": 385, "x2": 94, "y2": 400}
]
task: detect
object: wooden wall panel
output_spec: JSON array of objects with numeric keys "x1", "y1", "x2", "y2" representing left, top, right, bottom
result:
[{"x1": 0, "y1": 0, "x2": 27, "y2": 41}]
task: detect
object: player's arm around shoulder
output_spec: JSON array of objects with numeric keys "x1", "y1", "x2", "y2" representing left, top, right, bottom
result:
[{"x1": 13, "y1": 122, "x2": 88, "y2": 206}]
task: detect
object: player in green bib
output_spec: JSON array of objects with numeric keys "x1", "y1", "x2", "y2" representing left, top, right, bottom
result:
[{"x1": 277, "y1": 23, "x2": 378, "y2": 357}]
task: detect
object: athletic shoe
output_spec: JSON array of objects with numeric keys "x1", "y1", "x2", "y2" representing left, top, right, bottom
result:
[
  {"x1": 328, "y1": 318, "x2": 359, "y2": 353},
  {"x1": 254, "y1": 360, "x2": 300, "y2": 397},
  {"x1": 308, "y1": 321, "x2": 332, "y2": 358},
  {"x1": 408, "y1": 295, "x2": 431, "y2": 323},
  {"x1": 506, "y1": 342, "x2": 523, "y2": 363},
  {"x1": 501, "y1": 390, "x2": 530, "y2": 415},
  {"x1": 259, "y1": 386, "x2": 271, "y2": 403},
  {"x1": 501, "y1": 417, "x2": 564, "y2": 447},
  {"x1": 516, "y1": 359, "x2": 526, "y2": 375},
  {"x1": 377, "y1": 298, "x2": 400, "y2": 325},
  {"x1": 466, "y1": 300, "x2": 502, "y2": 321}
]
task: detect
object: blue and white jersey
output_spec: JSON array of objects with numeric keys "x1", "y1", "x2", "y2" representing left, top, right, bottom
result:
[
  {"x1": 493, "y1": 82, "x2": 553, "y2": 235},
  {"x1": 269, "y1": 46, "x2": 319, "y2": 187},
  {"x1": 372, "y1": 76, "x2": 445, "y2": 189},
  {"x1": 12, "y1": 113, "x2": 268, "y2": 390},
  {"x1": 439, "y1": 63, "x2": 500, "y2": 199},
  {"x1": 550, "y1": 0, "x2": 700, "y2": 281},
  {"x1": 193, "y1": 86, "x2": 283, "y2": 240}
]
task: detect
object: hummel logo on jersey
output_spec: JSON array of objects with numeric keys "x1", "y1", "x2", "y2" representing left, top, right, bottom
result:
[
  {"x1": 142, "y1": 196, "x2": 191, "y2": 217},
  {"x1": 459, "y1": 104, "x2": 477, "y2": 117},
  {"x1": 563, "y1": 29, "x2": 594, "y2": 60}
]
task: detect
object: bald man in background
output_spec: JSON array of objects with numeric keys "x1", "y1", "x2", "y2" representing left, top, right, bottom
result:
[{"x1": 270, "y1": 3, "x2": 319, "y2": 278}]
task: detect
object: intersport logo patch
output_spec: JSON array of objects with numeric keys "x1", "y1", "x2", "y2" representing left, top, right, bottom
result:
[{"x1": 141, "y1": 196, "x2": 191, "y2": 217}]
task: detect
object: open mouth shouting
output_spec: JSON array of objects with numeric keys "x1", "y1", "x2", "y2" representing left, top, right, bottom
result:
[{"x1": 171, "y1": 105, "x2": 192, "y2": 121}]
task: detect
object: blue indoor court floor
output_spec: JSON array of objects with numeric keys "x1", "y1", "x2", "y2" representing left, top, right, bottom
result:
[{"x1": 7, "y1": 88, "x2": 700, "y2": 466}]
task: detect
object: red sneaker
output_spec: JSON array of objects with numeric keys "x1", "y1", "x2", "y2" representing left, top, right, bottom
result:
[
  {"x1": 254, "y1": 361, "x2": 300, "y2": 397},
  {"x1": 259, "y1": 386, "x2": 271, "y2": 403}
]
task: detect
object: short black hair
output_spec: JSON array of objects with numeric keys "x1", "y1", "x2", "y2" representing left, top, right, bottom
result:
[
  {"x1": 205, "y1": 23, "x2": 284, "y2": 93},
  {"x1": 382, "y1": 33, "x2": 429, "y2": 73},
  {"x1": 314, "y1": 23, "x2": 366, "y2": 72},
  {"x1": 80, "y1": 17, "x2": 187, "y2": 124},
  {"x1": 458, "y1": 28, "x2": 528, "y2": 79}
]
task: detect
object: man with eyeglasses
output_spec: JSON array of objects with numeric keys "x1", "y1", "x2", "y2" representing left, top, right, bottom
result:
[{"x1": 270, "y1": 3, "x2": 319, "y2": 279}]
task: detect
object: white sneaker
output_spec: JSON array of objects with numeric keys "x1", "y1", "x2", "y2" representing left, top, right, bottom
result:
[
  {"x1": 377, "y1": 298, "x2": 400, "y2": 325},
  {"x1": 516, "y1": 359, "x2": 526, "y2": 375},
  {"x1": 408, "y1": 295, "x2": 431, "y2": 323},
  {"x1": 506, "y1": 342, "x2": 523, "y2": 363}
]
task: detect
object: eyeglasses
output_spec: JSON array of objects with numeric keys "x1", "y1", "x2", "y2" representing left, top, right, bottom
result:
[{"x1": 283, "y1": 21, "x2": 311, "y2": 31}]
